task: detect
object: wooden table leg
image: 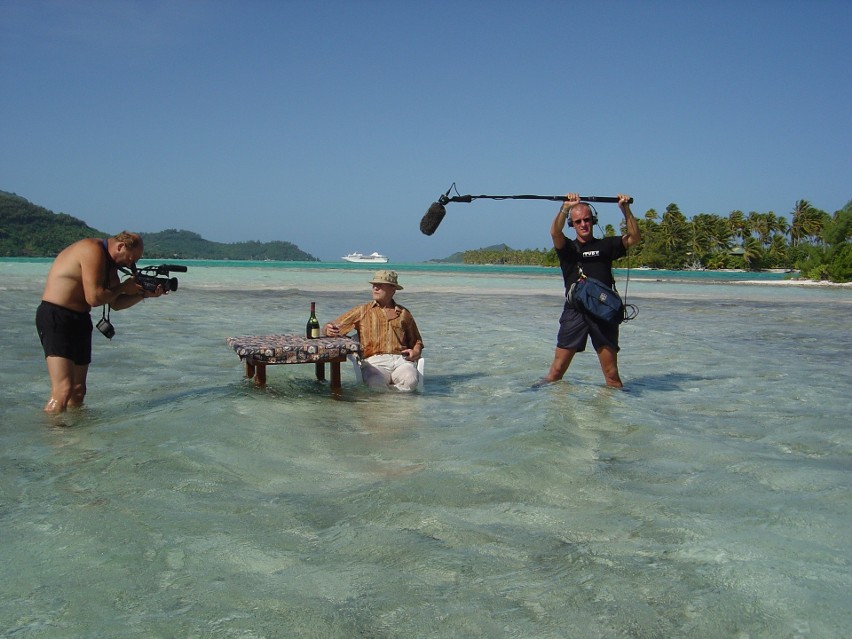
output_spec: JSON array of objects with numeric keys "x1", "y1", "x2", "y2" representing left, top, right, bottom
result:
[
  {"x1": 240, "y1": 356, "x2": 351, "y2": 393},
  {"x1": 330, "y1": 360, "x2": 341, "y2": 391},
  {"x1": 255, "y1": 362, "x2": 267, "y2": 386}
]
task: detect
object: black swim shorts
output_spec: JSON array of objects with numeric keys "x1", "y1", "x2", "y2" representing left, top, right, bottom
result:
[
  {"x1": 556, "y1": 301, "x2": 619, "y2": 353},
  {"x1": 36, "y1": 301, "x2": 93, "y2": 365}
]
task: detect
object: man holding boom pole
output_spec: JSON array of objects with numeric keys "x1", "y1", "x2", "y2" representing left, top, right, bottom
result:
[{"x1": 542, "y1": 193, "x2": 640, "y2": 388}]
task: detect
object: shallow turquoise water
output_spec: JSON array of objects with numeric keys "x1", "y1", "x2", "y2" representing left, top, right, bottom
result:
[{"x1": 1, "y1": 260, "x2": 850, "y2": 637}]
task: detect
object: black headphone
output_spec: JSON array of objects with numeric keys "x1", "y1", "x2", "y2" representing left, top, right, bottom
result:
[{"x1": 567, "y1": 202, "x2": 599, "y2": 227}]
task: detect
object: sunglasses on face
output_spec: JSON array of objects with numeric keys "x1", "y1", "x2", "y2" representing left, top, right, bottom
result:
[{"x1": 570, "y1": 217, "x2": 593, "y2": 226}]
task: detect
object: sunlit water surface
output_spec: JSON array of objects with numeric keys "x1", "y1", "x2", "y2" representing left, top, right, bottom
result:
[{"x1": 1, "y1": 260, "x2": 850, "y2": 638}]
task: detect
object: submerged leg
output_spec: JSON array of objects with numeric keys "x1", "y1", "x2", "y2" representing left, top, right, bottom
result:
[
  {"x1": 544, "y1": 346, "x2": 576, "y2": 383},
  {"x1": 390, "y1": 361, "x2": 420, "y2": 391},
  {"x1": 44, "y1": 357, "x2": 88, "y2": 412},
  {"x1": 596, "y1": 346, "x2": 623, "y2": 388}
]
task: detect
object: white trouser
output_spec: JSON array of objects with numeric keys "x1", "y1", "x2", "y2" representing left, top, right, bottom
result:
[{"x1": 362, "y1": 354, "x2": 421, "y2": 392}]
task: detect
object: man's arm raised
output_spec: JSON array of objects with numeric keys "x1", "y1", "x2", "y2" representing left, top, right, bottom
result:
[
  {"x1": 619, "y1": 193, "x2": 641, "y2": 249},
  {"x1": 552, "y1": 192, "x2": 580, "y2": 250}
]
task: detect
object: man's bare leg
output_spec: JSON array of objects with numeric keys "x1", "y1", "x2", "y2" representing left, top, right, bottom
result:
[
  {"x1": 44, "y1": 357, "x2": 88, "y2": 412},
  {"x1": 544, "y1": 346, "x2": 577, "y2": 383},
  {"x1": 596, "y1": 346, "x2": 623, "y2": 388}
]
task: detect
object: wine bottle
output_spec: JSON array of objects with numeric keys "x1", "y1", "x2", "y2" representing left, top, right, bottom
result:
[{"x1": 306, "y1": 301, "x2": 320, "y2": 338}]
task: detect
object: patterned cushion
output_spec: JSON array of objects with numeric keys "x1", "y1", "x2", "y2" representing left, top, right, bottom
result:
[{"x1": 226, "y1": 334, "x2": 361, "y2": 364}]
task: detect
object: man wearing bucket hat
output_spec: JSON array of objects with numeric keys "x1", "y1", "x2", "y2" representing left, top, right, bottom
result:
[{"x1": 324, "y1": 270, "x2": 424, "y2": 391}]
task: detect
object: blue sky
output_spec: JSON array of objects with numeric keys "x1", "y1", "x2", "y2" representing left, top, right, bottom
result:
[{"x1": 2, "y1": 0, "x2": 850, "y2": 262}]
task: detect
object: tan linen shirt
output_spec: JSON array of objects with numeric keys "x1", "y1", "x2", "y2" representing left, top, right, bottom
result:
[{"x1": 331, "y1": 301, "x2": 423, "y2": 359}]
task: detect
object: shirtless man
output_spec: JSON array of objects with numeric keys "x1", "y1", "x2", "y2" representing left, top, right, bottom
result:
[{"x1": 35, "y1": 231, "x2": 163, "y2": 413}]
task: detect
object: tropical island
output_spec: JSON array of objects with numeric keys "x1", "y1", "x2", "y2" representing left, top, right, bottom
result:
[
  {"x1": 2, "y1": 190, "x2": 850, "y2": 283},
  {"x1": 435, "y1": 200, "x2": 852, "y2": 284},
  {"x1": 0, "y1": 190, "x2": 317, "y2": 261}
]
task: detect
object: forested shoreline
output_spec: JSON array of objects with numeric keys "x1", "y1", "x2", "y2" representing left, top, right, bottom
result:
[
  {"x1": 2, "y1": 190, "x2": 849, "y2": 282},
  {"x1": 455, "y1": 199, "x2": 852, "y2": 283}
]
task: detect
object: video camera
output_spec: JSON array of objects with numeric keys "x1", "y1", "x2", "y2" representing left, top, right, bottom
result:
[{"x1": 134, "y1": 263, "x2": 188, "y2": 293}]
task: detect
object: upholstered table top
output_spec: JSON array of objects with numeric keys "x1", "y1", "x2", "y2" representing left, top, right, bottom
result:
[{"x1": 226, "y1": 334, "x2": 360, "y2": 365}]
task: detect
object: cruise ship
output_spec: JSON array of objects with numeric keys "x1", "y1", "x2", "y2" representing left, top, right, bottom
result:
[{"x1": 341, "y1": 252, "x2": 389, "y2": 263}]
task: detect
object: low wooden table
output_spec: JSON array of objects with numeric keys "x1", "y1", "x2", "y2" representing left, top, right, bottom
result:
[{"x1": 226, "y1": 334, "x2": 361, "y2": 393}]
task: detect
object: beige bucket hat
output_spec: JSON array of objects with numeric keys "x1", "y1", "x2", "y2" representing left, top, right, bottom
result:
[{"x1": 369, "y1": 270, "x2": 403, "y2": 290}]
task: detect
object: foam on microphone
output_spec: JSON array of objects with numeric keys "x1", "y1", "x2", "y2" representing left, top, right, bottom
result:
[{"x1": 419, "y1": 201, "x2": 446, "y2": 236}]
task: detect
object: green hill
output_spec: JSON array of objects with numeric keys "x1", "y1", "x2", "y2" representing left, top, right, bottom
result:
[
  {"x1": 0, "y1": 190, "x2": 317, "y2": 260},
  {"x1": 140, "y1": 229, "x2": 316, "y2": 261},
  {"x1": 432, "y1": 243, "x2": 512, "y2": 263},
  {"x1": 0, "y1": 191, "x2": 103, "y2": 256}
]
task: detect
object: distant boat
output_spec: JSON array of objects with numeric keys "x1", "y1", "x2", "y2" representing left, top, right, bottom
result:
[{"x1": 342, "y1": 252, "x2": 389, "y2": 263}]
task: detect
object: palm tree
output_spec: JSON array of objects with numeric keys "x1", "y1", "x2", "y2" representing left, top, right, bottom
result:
[
  {"x1": 660, "y1": 204, "x2": 689, "y2": 268},
  {"x1": 807, "y1": 210, "x2": 830, "y2": 249},
  {"x1": 712, "y1": 217, "x2": 734, "y2": 253},
  {"x1": 748, "y1": 211, "x2": 771, "y2": 246},
  {"x1": 790, "y1": 199, "x2": 826, "y2": 247},
  {"x1": 742, "y1": 237, "x2": 762, "y2": 270},
  {"x1": 774, "y1": 215, "x2": 790, "y2": 239},
  {"x1": 790, "y1": 200, "x2": 812, "y2": 247},
  {"x1": 767, "y1": 235, "x2": 788, "y2": 267},
  {"x1": 689, "y1": 214, "x2": 719, "y2": 266},
  {"x1": 728, "y1": 210, "x2": 747, "y2": 244}
]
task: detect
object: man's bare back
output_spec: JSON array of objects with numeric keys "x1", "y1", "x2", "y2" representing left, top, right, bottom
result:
[{"x1": 42, "y1": 236, "x2": 143, "y2": 313}]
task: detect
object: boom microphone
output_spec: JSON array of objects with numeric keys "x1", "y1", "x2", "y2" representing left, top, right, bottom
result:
[
  {"x1": 418, "y1": 186, "x2": 633, "y2": 236},
  {"x1": 420, "y1": 200, "x2": 447, "y2": 236},
  {"x1": 420, "y1": 185, "x2": 456, "y2": 236}
]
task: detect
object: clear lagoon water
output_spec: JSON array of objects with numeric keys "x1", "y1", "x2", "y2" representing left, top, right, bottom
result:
[{"x1": 1, "y1": 259, "x2": 850, "y2": 638}]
